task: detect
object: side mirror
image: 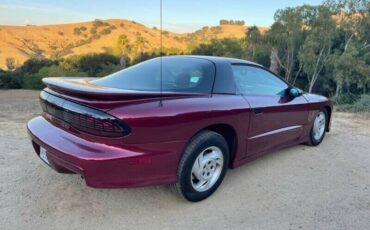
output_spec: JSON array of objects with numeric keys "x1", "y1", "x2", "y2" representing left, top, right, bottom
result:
[{"x1": 288, "y1": 87, "x2": 302, "y2": 98}]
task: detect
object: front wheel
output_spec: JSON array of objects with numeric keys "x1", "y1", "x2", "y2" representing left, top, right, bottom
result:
[
  {"x1": 172, "y1": 131, "x2": 229, "y2": 202},
  {"x1": 308, "y1": 108, "x2": 328, "y2": 146}
]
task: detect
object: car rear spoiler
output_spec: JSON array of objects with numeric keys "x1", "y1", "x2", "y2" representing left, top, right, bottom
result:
[{"x1": 42, "y1": 77, "x2": 206, "y2": 101}]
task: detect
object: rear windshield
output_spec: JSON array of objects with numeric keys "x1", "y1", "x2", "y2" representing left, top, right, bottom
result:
[{"x1": 92, "y1": 57, "x2": 215, "y2": 93}]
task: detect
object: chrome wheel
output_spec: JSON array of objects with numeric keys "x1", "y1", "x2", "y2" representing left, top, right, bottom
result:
[
  {"x1": 191, "y1": 146, "x2": 224, "y2": 192},
  {"x1": 312, "y1": 111, "x2": 326, "y2": 141}
]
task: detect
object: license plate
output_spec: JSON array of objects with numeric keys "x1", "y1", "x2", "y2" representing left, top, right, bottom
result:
[{"x1": 39, "y1": 147, "x2": 50, "y2": 165}]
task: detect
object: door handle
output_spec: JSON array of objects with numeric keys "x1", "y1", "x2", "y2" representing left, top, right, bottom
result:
[{"x1": 253, "y1": 107, "x2": 263, "y2": 114}]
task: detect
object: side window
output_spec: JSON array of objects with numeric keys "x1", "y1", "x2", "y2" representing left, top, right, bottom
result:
[{"x1": 232, "y1": 65, "x2": 288, "y2": 96}]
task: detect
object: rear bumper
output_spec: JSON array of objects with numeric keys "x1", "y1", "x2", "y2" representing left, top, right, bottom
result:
[{"x1": 27, "y1": 116, "x2": 184, "y2": 188}]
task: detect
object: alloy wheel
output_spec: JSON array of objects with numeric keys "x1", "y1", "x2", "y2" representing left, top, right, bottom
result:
[
  {"x1": 190, "y1": 146, "x2": 224, "y2": 192},
  {"x1": 312, "y1": 111, "x2": 326, "y2": 141}
]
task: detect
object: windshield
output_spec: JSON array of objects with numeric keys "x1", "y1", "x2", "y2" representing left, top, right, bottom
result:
[{"x1": 92, "y1": 57, "x2": 215, "y2": 93}]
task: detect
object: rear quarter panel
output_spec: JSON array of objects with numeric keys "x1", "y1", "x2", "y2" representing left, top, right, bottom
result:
[{"x1": 108, "y1": 94, "x2": 251, "y2": 163}]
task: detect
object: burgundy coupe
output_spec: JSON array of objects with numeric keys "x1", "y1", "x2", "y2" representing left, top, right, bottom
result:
[{"x1": 28, "y1": 56, "x2": 332, "y2": 202}]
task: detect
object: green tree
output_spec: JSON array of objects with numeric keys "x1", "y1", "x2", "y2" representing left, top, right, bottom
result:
[
  {"x1": 332, "y1": 43, "x2": 370, "y2": 94},
  {"x1": 298, "y1": 6, "x2": 337, "y2": 93},
  {"x1": 134, "y1": 35, "x2": 148, "y2": 58},
  {"x1": 5, "y1": 57, "x2": 16, "y2": 70},
  {"x1": 192, "y1": 38, "x2": 244, "y2": 58},
  {"x1": 266, "y1": 6, "x2": 310, "y2": 82},
  {"x1": 72, "y1": 54, "x2": 120, "y2": 77},
  {"x1": 245, "y1": 26, "x2": 262, "y2": 60},
  {"x1": 114, "y1": 34, "x2": 132, "y2": 57},
  {"x1": 20, "y1": 58, "x2": 55, "y2": 74},
  {"x1": 324, "y1": 0, "x2": 370, "y2": 95}
]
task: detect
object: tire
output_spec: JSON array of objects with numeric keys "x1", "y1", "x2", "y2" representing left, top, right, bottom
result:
[
  {"x1": 307, "y1": 108, "x2": 328, "y2": 146},
  {"x1": 172, "y1": 130, "x2": 229, "y2": 202}
]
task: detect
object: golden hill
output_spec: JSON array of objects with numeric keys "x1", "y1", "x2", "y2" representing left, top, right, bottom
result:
[{"x1": 0, "y1": 19, "x2": 266, "y2": 69}]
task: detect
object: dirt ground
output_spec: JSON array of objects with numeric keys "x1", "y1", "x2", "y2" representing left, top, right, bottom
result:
[{"x1": 0, "y1": 90, "x2": 369, "y2": 230}]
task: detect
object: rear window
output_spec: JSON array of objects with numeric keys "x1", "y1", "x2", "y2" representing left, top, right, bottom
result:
[{"x1": 92, "y1": 57, "x2": 215, "y2": 93}]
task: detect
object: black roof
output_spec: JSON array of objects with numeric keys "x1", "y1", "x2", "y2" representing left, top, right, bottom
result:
[{"x1": 164, "y1": 55, "x2": 261, "y2": 67}]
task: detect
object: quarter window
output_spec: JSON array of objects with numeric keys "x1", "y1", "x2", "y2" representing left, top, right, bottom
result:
[{"x1": 232, "y1": 65, "x2": 288, "y2": 96}]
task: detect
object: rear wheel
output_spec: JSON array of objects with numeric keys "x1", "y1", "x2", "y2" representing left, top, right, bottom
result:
[
  {"x1": 308, "y1": 108, "x2": 328, "y2": 146},
  {"x1": 173, "y1": 131, "x2": 229, "y2": 202}
]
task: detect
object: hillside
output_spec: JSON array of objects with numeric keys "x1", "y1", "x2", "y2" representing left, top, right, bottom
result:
[{"x1": 0, "y1": 19, "x2": 267, "y2": 69}]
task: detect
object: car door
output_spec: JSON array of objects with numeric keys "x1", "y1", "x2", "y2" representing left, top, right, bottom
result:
[{"x1": 232, "y1": 64, "x2": 309, "y2": 157}]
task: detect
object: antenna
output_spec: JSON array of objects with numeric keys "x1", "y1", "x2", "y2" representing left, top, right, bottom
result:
[{"x1": 159, "y1": 0, "x2": 163, "y2": 107}]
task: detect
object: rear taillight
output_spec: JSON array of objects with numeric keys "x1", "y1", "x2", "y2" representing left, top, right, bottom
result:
[{"x1": 40, "y1": 91, "x2": 131, "y2": 137}]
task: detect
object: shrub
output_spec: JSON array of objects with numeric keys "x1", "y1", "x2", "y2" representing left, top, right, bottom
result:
[
  {"x1": 332, "y1": 94, "x2": 360, "y2": 105},
  {"x1": 96, "y1": 63, "x2": 122, "y2": 77},
  {"x1": 64, "y1": 44, "x2": 74, "y2": 50},
  {"x1": 93, "y1": 19, "x2": 104, "y2": 27},
  {"x1": 90, "y1": 34, "x2": 101, "y2": 40},
  {"x1": 72, "y1": 53, "x2": 119, "y2": 76},
  {"x1": 20, "y1": 58, "x2": 56, "y2": 74},
  {"x1": 90, "y1": 27, "x2": 97, "y2": 34},
  {"x1": 336, "y1": 94, "x2": 370, "y2": 113},
  {"x1": 192, "y1": 38, "x2": 244, "y2": 58},
  {"x1": 99, "y1": 28, "x2": 111, "y2": 35},
  {"x1": 52, "y1": 48, "x2": 74, "y2": 59},
  {"x1": 73, "y1": 27, "x2": 81, "y2": 35},
  {"x1": 0, "y1": 54, "x2": 122, "y2": 89},
  {"x1": 22, "y1": 75, "x2": 44, "y2": 89},
  {"x1": 0, "y1": 72, "x2": 23, "y2": 89},
  {"x1": 22, "y1": 65, "x2": 89, "y2": 90}
]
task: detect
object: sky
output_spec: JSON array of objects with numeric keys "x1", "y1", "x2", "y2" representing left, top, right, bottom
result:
[{"x1": 0, "y1": 0, "x2": 323, "y2": 32}]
